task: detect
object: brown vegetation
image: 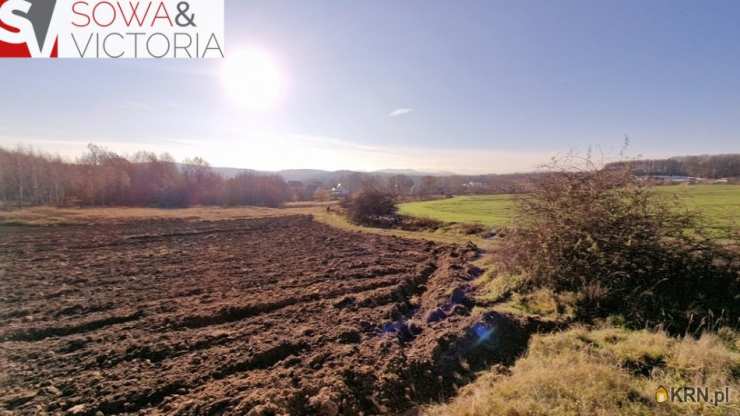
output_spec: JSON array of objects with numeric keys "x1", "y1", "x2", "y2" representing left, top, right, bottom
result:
[
  {"x1": 425, "y1": 325, "x2": 739, "y2": 416},
  {"x1": 344, "y1": 188, "x2": 398, "y2": 226},
  {"x1": 496, "y1": 160, "x2": 739, "y2": 333},
  {"x1": 0, "y1": 145, "x2": 291, "y2": 209},
  {"x1": 0, "y1": 145, "x2": 556, "y2": 212}
]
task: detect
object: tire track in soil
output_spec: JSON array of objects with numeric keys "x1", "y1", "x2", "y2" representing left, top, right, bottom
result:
[{"x1": 0, "y1": 215, "x2": 529, "y2": 415}]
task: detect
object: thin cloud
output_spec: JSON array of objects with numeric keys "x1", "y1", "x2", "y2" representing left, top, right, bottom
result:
[{"x1": 388, "y1": 108, "x2": 414, "y2": 117}]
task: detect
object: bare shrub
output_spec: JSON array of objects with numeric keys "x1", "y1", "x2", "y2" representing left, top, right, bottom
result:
[
  {"x1": 496, "y1": 158, "x2": 739, "y2": 333},
  {"x1": 397, "y1": 216, "x2": 443, "y2": 232},
  {"x1": 460, "y1": 223, "x2": 487, "y2": 235},
  {"x1": 345, "y1": 188, "x2": 398, "y2": 226}
]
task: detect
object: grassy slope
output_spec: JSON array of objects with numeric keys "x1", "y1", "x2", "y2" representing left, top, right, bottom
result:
[
  {"x1": 399, "y1": 184, "x2": 740, "y2": 229},
  {"x1": 425, "y1": 326, "x2": 740, "y2": 416},
  {"x1": 308, "y1": 209, "x2": 493, "y2": 248},
  {"x1": 654, "y1": 184, "x2": 739, "y2": 229}
]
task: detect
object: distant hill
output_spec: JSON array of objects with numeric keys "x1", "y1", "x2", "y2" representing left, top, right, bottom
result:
[
  {"x1": 372, "y1": 169, "x2": 456, "y2": 177},
  {"x1": 200, "y1": 153, "x2": 740, "y2": 185},
  {"x1": 201, "y1": 166, "x2": 460, "y2": 183},
  {"x1": 208, "y1": 166, "x2": 261, "y2": 179},
  {"x1": 276, "y1": 169, "x2": 339, "y2": 183}
]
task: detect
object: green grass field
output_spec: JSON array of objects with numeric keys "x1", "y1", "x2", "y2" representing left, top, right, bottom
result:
[
  {"x1": 399, "y1": 194, "x2": 517, "y2": 227},
  {"x1": 653, "y1": 184, "x2": 739, "y2": 229},
  {"x1": 399, "y1": 184, "x2": 739, "y2": 229}
]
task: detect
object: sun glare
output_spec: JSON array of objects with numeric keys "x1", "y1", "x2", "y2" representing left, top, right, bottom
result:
[{"x1": 222, "y1": 47, "x2": 285, "y2": 111}]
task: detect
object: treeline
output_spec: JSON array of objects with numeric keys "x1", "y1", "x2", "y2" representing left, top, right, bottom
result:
[
  {"x1": 8, "y1": 143, "x2": 733, "y2": 209},
  {"x1": 0, "y1": 145, "x2": 290, "y2": 208},
  {"x1": 605, "y1": 154, "x2": 740, "y2": 179},
  {"x1": 0, "y1": 144, "x2": 559, "y2": 209},
  {"x1": 299, "y1": 172, "x2": 536, "y2": 200}
]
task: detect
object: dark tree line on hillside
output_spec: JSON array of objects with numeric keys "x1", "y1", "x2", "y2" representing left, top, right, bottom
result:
[
  {"x1": 605, "y1": 154, "x2": 740, "y2": 179},
  {"x1": 0, "y1": 145, "x2": 290, "y2": 208}
]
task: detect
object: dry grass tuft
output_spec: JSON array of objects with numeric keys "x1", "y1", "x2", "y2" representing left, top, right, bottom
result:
[
  {"x1": 425, "y1": 326, "x2": 740, "y2": 416},
  {"x1": 493, "y1": 288, "x2": 578, "y2": 323}
]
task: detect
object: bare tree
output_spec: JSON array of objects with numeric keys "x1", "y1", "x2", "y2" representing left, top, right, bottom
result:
[{"x1": 387, "y1": 175, "x2": 414, "y2": 196}]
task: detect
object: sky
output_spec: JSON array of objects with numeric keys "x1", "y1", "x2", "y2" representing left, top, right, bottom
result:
[{"x1": 2, "y1": 0, "x2": 740, "y2": 174}]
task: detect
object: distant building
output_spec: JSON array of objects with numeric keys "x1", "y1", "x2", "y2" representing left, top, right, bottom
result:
[{"x1": 331, "y1": 183, "x2": 351, "y2": 198}]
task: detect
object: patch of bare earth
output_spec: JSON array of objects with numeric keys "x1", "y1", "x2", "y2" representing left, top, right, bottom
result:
[{"x1": 0, "y1": 216, "x2": 533, "y2": 415}]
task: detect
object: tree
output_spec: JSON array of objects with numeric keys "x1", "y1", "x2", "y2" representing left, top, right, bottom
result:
[
  {"x1": 605, "y1": 154, "x2": 740, "y2": 179},
  {"x1": 313, "y1": 187, "x2": 332, "y2": 202},
  {"x1": 418, "y1": 176, "x2": 438, "y2": 196},
  {"x1": 225, "y1": 173, "x2": 290, "y2": 207},
  {"x1": 345, "y1": 188, "x2": 397, "y2": 225},
  {"x1": 287, "y1": 180, "x2": 306, "y2": 202},
  {"x1": 387, "y1": 175, "x2": 414, "y2": 196},
  {"x1": 77, "y1": 144, "x2": 132, "y2": 206},
  {"x1": 0, "y1": 145, "x2": 267, "y2": 208},
  {"x1": 182, "y1": 157, "x2": 223, "y2": 205}
]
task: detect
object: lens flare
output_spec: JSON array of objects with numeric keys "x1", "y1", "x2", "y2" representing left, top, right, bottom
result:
[{"x1": 222, "y1": 47, "x2": 286, "y2": 111}]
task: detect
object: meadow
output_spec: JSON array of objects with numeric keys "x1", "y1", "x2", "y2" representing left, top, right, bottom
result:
[
  {"x1": 399, "y1": 194, "x2": 517, "y2": 227},
  {"x1": 653, "y1": 184, "x2": 740, "y2": 229},
  {"x1": 399, "y1": 184, "x2": 739, "y2": 230}
]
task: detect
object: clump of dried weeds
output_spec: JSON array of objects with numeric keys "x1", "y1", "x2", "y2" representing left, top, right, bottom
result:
[{"x1": 495, "y1": 157, "x2": 739, "y2": 334}]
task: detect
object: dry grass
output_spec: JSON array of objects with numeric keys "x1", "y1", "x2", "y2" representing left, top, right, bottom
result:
[
  {"x1": 425, "y1": 326, "x2": 740, "y2": 416},
  {"x1": 308, "y1": 208, "x2": 496, "y2": 249},
  {"x1": 473, "y1": 269, "x2": 577, "y2": 324},
  {"x1": 493, "y1": 288, "x2": 579, "y2": 323},
  {"x1": 0, "y1": 206, "x2": 290, "y2": 226}
]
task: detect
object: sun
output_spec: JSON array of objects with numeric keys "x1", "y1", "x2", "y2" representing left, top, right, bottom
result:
[{"x1": 222, "y1": 47, "x2": 286, "y2": 111}]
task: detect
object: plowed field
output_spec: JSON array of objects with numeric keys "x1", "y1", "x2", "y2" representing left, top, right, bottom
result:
[{"x1": 0, "y1": 216, "x2": 523, "y2": 415}]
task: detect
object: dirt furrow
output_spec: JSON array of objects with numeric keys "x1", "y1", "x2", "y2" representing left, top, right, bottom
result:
[{"x1": 0, "y1": 215, "x2": 528, "y2": 415}]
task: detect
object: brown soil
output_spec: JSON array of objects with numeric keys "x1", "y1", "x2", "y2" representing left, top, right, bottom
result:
[{"x1": 0, "y1": 216, "x2": 530, "y2": 415}]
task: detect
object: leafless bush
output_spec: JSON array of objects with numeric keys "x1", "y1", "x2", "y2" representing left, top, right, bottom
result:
[
  {"x1": 345, "y1": 188, "x2": 398, "y2": 226},
  {"x1": 496, "y1": 157, "x2": 739, "y2": 333}
]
